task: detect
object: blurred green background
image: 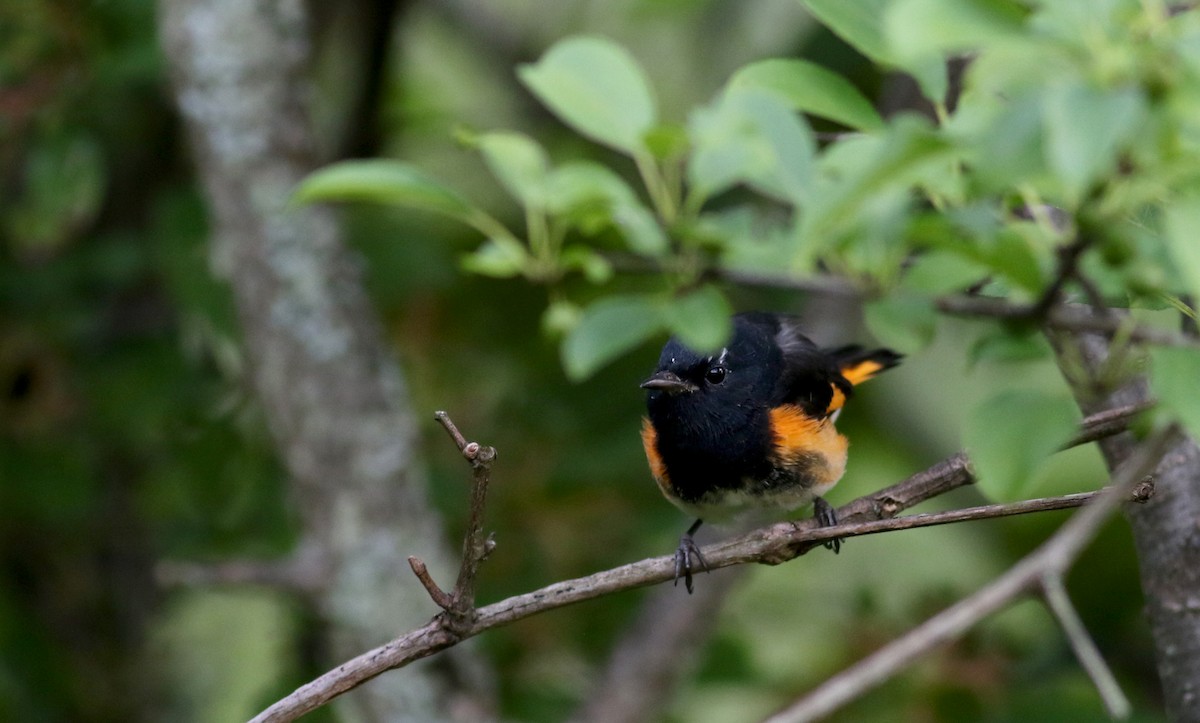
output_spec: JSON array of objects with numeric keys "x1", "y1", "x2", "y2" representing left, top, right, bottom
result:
[{"x1": 0, "y1": 1, "x2": 1162, "y2": 721}]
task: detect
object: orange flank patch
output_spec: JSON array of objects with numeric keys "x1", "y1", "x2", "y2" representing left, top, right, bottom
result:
[
  {"x1": 840, "y1": 359, "x2": 884, "y2": 386},
  {"x1": 641, "y1": 418, "x2": 671, "y2": 495},
  {"x1": 768, "y1": 404, "x2": 848, "y2": 490}
]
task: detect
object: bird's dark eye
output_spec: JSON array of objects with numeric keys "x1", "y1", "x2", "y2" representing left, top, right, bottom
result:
[{"x1": 705, "y1": 366, "x2": 727, "y2": 385}]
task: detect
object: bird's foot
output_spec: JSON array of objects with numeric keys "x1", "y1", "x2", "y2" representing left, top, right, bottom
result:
[
  {"x1": 674, "y1": 533, "x2": 709, "y2": 594},
  {"x1": 813, "y1": 496, "x2": 843, "y2": 554}
]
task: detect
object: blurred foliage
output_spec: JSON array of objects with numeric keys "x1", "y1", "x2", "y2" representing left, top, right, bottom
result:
[{"x1": 2, "y1": 0, "x2": 1191, "y2": 722}]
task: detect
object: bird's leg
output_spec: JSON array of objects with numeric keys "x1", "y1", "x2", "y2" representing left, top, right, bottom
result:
[
  {"x1": 675, "y1": 518, "x2": 709, "y2": 593},
  {"x1": 813, "y1": 496, "x2": 842, "y2": 554}
]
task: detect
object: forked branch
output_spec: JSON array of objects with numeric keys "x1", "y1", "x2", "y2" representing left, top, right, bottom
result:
[{"x1": 250, "y1": 403, "x2": 1156, "y2": 723}]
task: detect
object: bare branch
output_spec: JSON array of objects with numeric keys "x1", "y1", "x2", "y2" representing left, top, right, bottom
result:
[
  {"x1": 1063, "y1": 400, "x2": 1154, "y2": 449},
  {"x1": 626, "y1": 260, "x2": 1198, "y2": 348},
  {"x1": 1039, "y1": 573, "x2": 1132, "y2": 718},
  {"x1": 761, "y1": 425, "x2": 1178, "y2": 723},
  {"x1": 937, "y1": 296, "x2": 1195, "y2": 347},
  {"x1": 249, "y1": 403, "x2": 1151, "y2": 723}
]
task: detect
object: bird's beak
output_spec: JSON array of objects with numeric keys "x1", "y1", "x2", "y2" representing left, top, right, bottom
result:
[{"x1": 640, "y1": 371, "x2": 698, "y2": 394}]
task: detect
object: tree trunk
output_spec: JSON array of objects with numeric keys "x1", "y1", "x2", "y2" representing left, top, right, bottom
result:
[
  {"x1": 156, "y1": 1, "x2": 493, "y2": 719},
  {"x1": 1049, "y1": 319, "x2": 1200, "y2": 720}
]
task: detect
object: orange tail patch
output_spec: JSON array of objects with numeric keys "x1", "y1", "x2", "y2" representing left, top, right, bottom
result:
[
  {"x1": 841, "y1": 359, "x2": 886, "y2": 386},
  {"x1": 838, "y1": 349, "x2": 902, "y2": 386}
]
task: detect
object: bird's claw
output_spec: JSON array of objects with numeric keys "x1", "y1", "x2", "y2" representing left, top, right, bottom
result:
[
  {"x1": 674, "y1": 534, "x2": 709, "y2": 594},
  {"x1": 813, "y1": 496, "x2": 843, "y2": 554}
]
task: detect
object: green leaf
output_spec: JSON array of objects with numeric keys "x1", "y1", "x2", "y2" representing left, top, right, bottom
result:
[
  {"x1": 984, "y1": 226, "x2": 1048, "y2": 294},
  {"x1": 802, "y1": 0, "x2": 946, "y2": 102},
  {"x1": 643, "y1": 124, "x2": 690, "y2": 160},
  {"x1": 560, "y1": 247, "x2": 614, "y2": 283},
  {"x1": 802, "y1": 0, "x2": 893, "y2": 64},
  {"x1": 1163, "y1": 197, "x2": 1200, "y2": 304},
  {"x1": 460, "y1": 237, "x2": 530, "y2": 278},
  {"x1": 663, "y1": 286, "x2": 734, "y2": 353},
  {"x1": 1150, "y1": 347, "x2": 1200, "y2": 442},
  {"x1": 885, "y1": 0, "x2": 1027, "y2": 60},
  {"x1": 518, "y1": 36, "x2": 658, "y2": 154},
  {"x1": 542, "y1": 299, "x2": 582, "y2": 335},
  {"x1": 801, "y1": 116, "x2": 952, "y2": 247},
  {"x1": 955, "y1": 92, "x2": 1047, "y2": 193},
  {"x1": 477, "y1": 132, "x2": 550, "y2": 207},
  {"x1": 964, "y1": 390, "x2": 1080, "y2": 501},
  {"x1": 562, "y1": 295, "x2": 665, "y2": 380},
  {"x1": 293, "y1": 160, "x2": 475, "y2": 220},
  {"x1": 902, "y1": 251, "x2": 991, "y2": 295},
  {"x1": 613, "y1": 204, "x2": 669, "y2": 256},
  {"x1": 863, "y1": 294, "x2": 937, "y2": 354},
  {"x1": 730, "y1": 59, "x2": 884, "y2": 131},
  {"x1": 688, "y1": 88, "x2": 816, "y2": 204},
  {"x1": 967, "y1": 329, "x2": 1051, "y2": 368},
  {"x1": 1043, "y1": 85, "x2": 1145, "y2": 205},
  {"x1": 547, "y1": 162, "x2": 637, "y2": 215}
]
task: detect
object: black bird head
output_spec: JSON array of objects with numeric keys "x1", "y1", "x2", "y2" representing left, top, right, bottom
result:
[{"x1": 641, "y1": 315, "x2": 784, "y2": 436}]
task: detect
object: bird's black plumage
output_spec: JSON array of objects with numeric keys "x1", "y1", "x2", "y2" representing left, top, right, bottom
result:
[{"x1": 640, "y1": 311, "x2": 901, "y2": 592}]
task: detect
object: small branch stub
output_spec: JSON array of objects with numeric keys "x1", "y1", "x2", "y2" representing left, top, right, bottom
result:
[
  {"x1": 1131, "y1": 475, "x2": 1155, "y2": 503},
  {"x1": 408, "y1": 556, "x2": 453, "y2": 611},
  {"x1": 434, "y1": 410, "x2": 469, "y2": 451}
]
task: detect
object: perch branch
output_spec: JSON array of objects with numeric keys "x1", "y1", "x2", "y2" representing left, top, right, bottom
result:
[{"x1": 249, "y1": 404, "x2": 1151, "y2": 723}]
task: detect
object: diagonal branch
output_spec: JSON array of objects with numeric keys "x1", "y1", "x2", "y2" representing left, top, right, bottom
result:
[
  {"x1": 761, "y1": 425, "x2": 1178, "y2": 723},
  {"x1": 1039, "y1": 573, "x2": 1131, "y2": 718},
  {"x1": 249, "y1": 403, "x2": 1154, "y2": 723}
]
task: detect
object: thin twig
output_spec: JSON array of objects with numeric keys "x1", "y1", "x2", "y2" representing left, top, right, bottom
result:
[
  {"x1": 1062, "y1": 400, "x2": 1153, "y2": 449},
  {"x1": 434, "y1": 410, "x2": 469, "y2": 451},
  {"x1": 249, "y1": 404, "x2": 1149, "y2": 723},
  {"x1": 1028, "y1": 237, "x2": 1092, "y2": 320},
  {"x1": 1039, "y1": 573, "x2": 1132, "y2": 718},
  {"x1": 762, "y1": 425, "x2": 1178, "y2": 723},
  {"x1": 407, "y1": 556, "x2": 453, "y2": 610}
]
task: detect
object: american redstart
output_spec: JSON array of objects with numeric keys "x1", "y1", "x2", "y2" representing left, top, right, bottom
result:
[{"x1": 640, "y1": 311, "x2": 901, "y2": 592}]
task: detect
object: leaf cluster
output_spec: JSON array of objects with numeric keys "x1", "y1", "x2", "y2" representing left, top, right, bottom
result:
[{"x1": 298, "y1": 0, "x2": 1200, "y2": 501}]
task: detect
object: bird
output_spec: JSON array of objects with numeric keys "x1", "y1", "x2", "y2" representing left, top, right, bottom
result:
[{"x1": 640, "y1": 311, "x2": 901, "y2": 593}]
